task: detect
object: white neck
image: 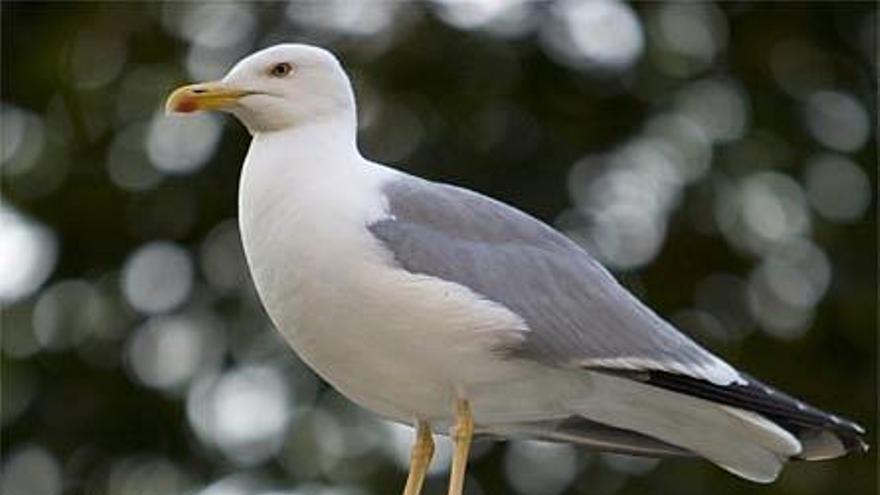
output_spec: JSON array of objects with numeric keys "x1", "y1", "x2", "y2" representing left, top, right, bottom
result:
[
  {"x1": 236, "y1": 114, "x2": 392, "y2": 333},
  {"x1": 238, "y1": 114, "x2": 377, "y2": 236},
  {"x1": 250, "y1": 114, "x2": 360, "y2": 163}
]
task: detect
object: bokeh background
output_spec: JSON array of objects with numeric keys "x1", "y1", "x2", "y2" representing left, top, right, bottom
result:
[{"x1": 1, "y1": 2, "x2": 877, "y2": 495}]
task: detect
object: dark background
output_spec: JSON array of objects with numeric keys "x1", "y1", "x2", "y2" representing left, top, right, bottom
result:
[{"x1": 1, "y1": 2, "x2": 876, "y2": 495}]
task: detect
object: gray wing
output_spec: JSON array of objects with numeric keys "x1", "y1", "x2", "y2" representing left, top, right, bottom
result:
[{"x1": 368, "y1": 174, "x2": 740, "y2": 385}]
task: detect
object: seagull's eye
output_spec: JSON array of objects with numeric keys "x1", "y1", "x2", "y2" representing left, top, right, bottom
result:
[{"x1": 269, "y1": 62, "x2": 293, "y2": 78}]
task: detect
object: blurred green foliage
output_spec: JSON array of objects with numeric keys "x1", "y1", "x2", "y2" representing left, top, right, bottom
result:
[{"x1": 1, "y1": 2, "x2": 876, "y2": 495}]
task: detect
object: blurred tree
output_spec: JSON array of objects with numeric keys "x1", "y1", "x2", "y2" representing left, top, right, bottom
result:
[{"x1": 1, "y1": 2, "x2": 876, "y2": 495}]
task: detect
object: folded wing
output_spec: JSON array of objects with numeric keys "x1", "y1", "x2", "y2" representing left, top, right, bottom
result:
[{"x1": 368, "y1": 172, "x2": 867, "y2": 481}]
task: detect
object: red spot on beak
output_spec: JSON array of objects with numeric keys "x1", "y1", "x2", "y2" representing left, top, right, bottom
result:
[{"x1": 175, "y1": 98, "x2": 198, "y2": 113}]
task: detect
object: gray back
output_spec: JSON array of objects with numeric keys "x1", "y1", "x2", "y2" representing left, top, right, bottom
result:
[{"x1": 368, "y1": 175, "x2": 723, "y2": 377}]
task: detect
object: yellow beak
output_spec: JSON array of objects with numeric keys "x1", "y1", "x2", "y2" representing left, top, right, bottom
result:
[{"x1": 165, "y1": 81, "x2": 250, "y2": 115}]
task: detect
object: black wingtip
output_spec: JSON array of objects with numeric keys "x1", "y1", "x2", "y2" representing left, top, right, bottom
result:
[
  {"x1": 844, "y1": 434, "x2": 870, "y2": 455},
  {"x1": 792, "y1": 424, "x2": 869, "y2": 461},
  {"x1": 605, "y1": 369, "x2": 869, "y2": 460}
]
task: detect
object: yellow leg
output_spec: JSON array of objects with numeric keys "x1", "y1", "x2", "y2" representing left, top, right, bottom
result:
[
  {"x1": 447, "y1": 399, "x2": 474, "y2": 495},
  {"x1": 403, "y1": 420, "x2": 435, "y2": 495}
]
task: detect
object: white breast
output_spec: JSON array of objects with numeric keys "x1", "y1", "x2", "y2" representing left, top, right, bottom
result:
[{"x1": 237, "y1": 128, "x2": 542, "y2": 425}]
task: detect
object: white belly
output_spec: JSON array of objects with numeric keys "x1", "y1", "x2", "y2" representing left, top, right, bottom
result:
[
  {"x1": 242, "y1": 215, "x2": 542, "y2": 424},
  {"x1": 238, "y1": 152, "x2": 553, "y2": 426}
]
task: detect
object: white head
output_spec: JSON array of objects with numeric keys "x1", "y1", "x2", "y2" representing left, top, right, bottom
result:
[{"x1": 165, "y1": 44, "x2": 356, "y2": 134}]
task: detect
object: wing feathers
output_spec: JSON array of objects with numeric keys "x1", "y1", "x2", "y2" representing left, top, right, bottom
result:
[
  {"x1": 606, "y1": 369, "x2": 868, "y2": 460},
  {"x1": 371, "y1": 174, "x2": 738, "y2": 383},
  {"x1": 372, "y1": 173, "x2": 868, "y2": 480},
  {"x1": 485, "y1": 415, "x2": 694, "y2": 458},
  {"x1": 573, "y1": 372, "x2": 799, "y2": 483}
]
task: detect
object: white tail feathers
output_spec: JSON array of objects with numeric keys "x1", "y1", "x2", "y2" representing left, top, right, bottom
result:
[
  {"x1": 719, "y1": 406, "x2": 802, "y2": 456},
  {"x1": 573, "y1": 372, "x2": 804, "y2": 483}
]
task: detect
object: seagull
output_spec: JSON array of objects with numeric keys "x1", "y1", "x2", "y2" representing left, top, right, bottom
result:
[{"x1": 165, "y1": 44, "x2": 867, "y2": 494}]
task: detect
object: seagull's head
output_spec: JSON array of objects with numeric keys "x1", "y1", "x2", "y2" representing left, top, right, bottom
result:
[{"x1": 165, "y1": 44, "x2": 355, "y2": 134}]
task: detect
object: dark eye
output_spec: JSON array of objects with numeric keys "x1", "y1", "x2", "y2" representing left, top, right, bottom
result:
[{"x1": 269, "y1": 62, "x2": 293, "y2": 77}]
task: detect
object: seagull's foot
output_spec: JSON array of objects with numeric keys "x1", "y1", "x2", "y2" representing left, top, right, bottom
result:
[
  {"x1": 403, "y1": 420, "x2": 434, "y2": 495},
  {"x1": 447, "y1": 398, "x2": 474, "y2": 495}
]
